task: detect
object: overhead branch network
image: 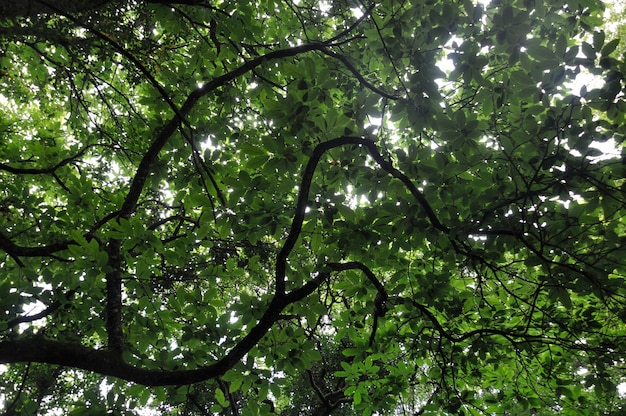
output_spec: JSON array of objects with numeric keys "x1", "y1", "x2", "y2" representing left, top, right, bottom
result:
[
  {"x1": 0, "y1": 5, "x2": 420, "y2": 385},
  {"x1": 0, "y1": 134, "x2": 449, "y2": 385}
]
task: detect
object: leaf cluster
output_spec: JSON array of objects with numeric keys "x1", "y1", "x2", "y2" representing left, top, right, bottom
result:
[{"x1": 1, "y1": 0, "x2": 626, "y2": 414}]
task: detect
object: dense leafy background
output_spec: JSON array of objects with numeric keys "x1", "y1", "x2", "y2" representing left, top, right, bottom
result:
[{"x1": 1, "y1": 0, "x2": 626, "y2": 414}]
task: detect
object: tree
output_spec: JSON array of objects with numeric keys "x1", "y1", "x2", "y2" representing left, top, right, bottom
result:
[{"x1": 0, "y1": 0, "x2": 625, "y2": 414}]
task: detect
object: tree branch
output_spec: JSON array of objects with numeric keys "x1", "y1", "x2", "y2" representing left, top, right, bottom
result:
[
  {"x1": 399, "y1": 295, "x2": 554, "y2": 345},
  {"x1": 34, "y1": 0, "x2": 185, "y2": 126},
  {"x1": 0, "y1": 232, "x2": 68, "y2": 266},
  {"x1": 118, "y1": 42, "x2": 334, "y2": 221},
  {"x1": 0, "y1": 209, "x2": 120, "y2": 266},
  {"x1": 277, "y1": 136, "x2": 448, "y2": 295},
  {"x1": 105, "y1": 238, "x2": 124, "y2": 351},
  {"x1": 3, "y1": 362, "x2": 31, "y2": 415},
  {"x1": 320, "y1": 49, "x2": 399, "y2": 100},
  {"x1": 0, "y1": 291, "x2": 286, "y2": 385},
  {"x1": 0, "y1": 144, "x2": 90, "y2": 175},
  {"x1": 7, "y1": 290, "x2": 76, "y2": 330}
]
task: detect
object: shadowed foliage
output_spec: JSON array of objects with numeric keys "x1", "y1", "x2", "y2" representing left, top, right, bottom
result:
[{"x1": 1, "y1": 0, "x2": 625, "y2": 414}]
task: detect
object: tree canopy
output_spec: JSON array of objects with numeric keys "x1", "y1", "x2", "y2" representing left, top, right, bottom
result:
[{"x1": 1, "y1": 0, "x2": 625, "y2": 414}]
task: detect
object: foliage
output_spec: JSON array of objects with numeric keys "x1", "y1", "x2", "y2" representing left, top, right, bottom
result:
[{"x1": 1, "y1": 0, "x2": 626, "y2": 414}]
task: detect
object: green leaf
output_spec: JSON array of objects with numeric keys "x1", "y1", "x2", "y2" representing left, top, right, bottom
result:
[
  {"x1": 524, "y1": 256, "x2": 543, "y2": 267},
  {"x1": 215, "y1": 387, "x2": 229, "y2": 408},
  {"x1": 229, "y1": 377, "x2": 243, "y2": 393},
  {"x1": 1, "y1": 1, "x2": 625, "y2": 415},
  {"x1": 69, "y1": 230, "x2": 89, "y2": 247},
  {"x1": 582, "y1": 42, "x2": 595, "y2": 59},
  {"x1": 601, "y1": 39, "x2": 620, "y2": 57}
]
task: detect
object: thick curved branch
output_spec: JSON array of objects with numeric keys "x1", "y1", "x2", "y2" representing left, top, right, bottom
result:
[
  {"x1": 277, "y1": 136, "x2": 448, "y2": 294},
  {"x1": 0, "y1": 261, "x2": 381, "y2": 386},
  {"x1": 103, "y1": 42, "x2": 342, "y2": 348},
  {"x1": 1, "y1": 50, "x2": 424, "y2": 391},
  {"x1": 119, "y1": 43, "x2": 335, "y2": 220},
  {"x1": 0, "y1": 137, "x2": 445, "y2": 381},
  {"x1": 0, "y1": 292, "x2": 288, "y2": 385},
  {"x1": 0, "y1": 263, "x2": 330, "y2": 385}
]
